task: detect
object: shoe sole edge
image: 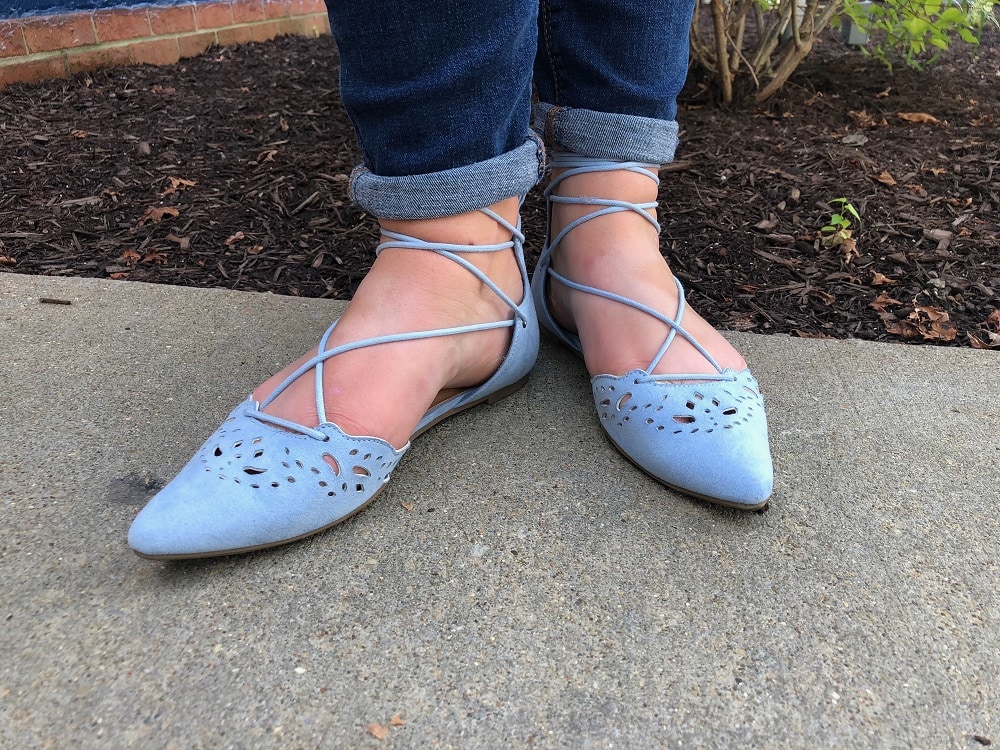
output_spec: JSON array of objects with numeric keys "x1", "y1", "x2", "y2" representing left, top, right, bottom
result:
[{"x1": 601, "y1": 424, "x2": 771, "y2": 511}]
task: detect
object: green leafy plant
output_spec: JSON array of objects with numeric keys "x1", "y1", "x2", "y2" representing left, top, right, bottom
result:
[
  {"x1": 842, "y1": 0, "x2": 999, "y2": 69},
  {"x1": 821, "y1": 199, "x2": 861, "y2": 255},
  {"x1": 690, "y1": 0, "x2": 999, "y2": 102}
]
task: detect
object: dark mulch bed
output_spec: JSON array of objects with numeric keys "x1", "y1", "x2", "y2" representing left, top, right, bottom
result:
[{"x1": 2, "y1": 28, "x2": 998, "y2": 348}]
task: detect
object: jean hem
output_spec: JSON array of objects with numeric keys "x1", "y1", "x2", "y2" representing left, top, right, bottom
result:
[
  {"x1": 533, "y1": 102, "x2": 679, "y2": 164},
  {"x1": 350, "y1": 134, "x2": 545, "y2": 220}
]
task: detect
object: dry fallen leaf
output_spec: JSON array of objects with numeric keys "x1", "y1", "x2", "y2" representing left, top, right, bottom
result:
[
  {"x1": 160, "y1": 176, "x2": 197, "y2": 196},
  {"x1": 390, "y1": 714, "x2": 405, "y2": 727},
  {"x1": 258, "y1": 149, "x2": 279, "y2": 162},
  {"x1": 366, "y1": 723, "x2": 389, "y2": 740},
  {"x1": 887, "y1": 306, "x2": 957, "y2": 341},
  {"x1": 871, "y1": 272, "x2": 895, "y2": 286},
  {"x1": 225, "y1": 231, "x2": 246, "y2": 246},
  {"x1": 0, "y1": 255, "x2": 16, "y2": 266},
  {"x1": 986, "y1": 309, "x2": 1000, "y2": 332},
  {"x1": 849, "y1": 110, "x2": 888, "y2": 128},
  {"x1": 138, "y1": 206, "x2": 180, "y2": 225},
  {"x1": 142, "y1": 252, "x2": 168, "y2": 264},
  {"x1": 869, "y1": 292, "x2": 904, "y2": 312},
  {"x1": 922, "y1": 167, "x2": 947, "y2": 176},
  {"x1": 898, "y1": 112, "x2": 940, "y2": 124},
  {"x1": 118, "y1": 249, "x2": 142, "y2": 262},
  {"x1": 71, "y1": 129, "x2": 91, "y2": 139},
  {"x1": 401, "y1": 502, "x2": 414, "y2": 511},
  {"x1": 839, "y1": 235, "x2": 859, "y2": 263},
  {"x1": 875, "y1": 170, "x2": 897, "y2": 186},
  {"x1": 968, "y1": 331, "x2": 1000, "y2": 349},
  {"x1": 875, "y1": 87, "x2": 892, "y2": 98}
]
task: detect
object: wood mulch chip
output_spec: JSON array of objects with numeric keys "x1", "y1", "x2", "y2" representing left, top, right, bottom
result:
[{"x1": 1, "y1": 28, "x2": 998, "y2": 348}]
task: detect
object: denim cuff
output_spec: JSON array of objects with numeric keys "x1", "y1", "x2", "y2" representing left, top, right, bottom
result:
[
  {"x1": 350, "y1": 134, "x2": 545, "y2": 220},
  {"x1": 533, "y1": 102, "x2": 680, "y2": 165}
]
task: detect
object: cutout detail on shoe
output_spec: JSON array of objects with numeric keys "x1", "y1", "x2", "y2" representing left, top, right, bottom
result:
[{"x1": 323, "y1": 454, "x2": 341, "y2": 475}]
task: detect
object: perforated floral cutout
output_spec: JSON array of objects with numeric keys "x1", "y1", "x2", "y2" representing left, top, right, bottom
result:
[
  {"x1": 593, "y1": 371, "x2": 763, "y2": 435},
  {"x1": 192, "y1": 414, "x2": 397, "y2": 500}
]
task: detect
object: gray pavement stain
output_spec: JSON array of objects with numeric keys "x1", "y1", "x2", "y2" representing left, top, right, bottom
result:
[{"x1": 106, "y1": 472, "x2": 163, "y2": 505}]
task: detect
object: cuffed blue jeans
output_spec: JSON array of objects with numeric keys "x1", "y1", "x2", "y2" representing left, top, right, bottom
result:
[{"x1": 328, "y1": 0, "x2": 696, "y2": 220}]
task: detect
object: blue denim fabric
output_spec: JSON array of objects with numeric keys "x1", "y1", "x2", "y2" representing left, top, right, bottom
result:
[
  {"x1": 350, "y1": 136, "x2": 544, "y2": 221},
  {"x1": 327, "y1": 0, "x2": 696, "y2": 219},
  {"x1": 532, "y1": 103, "x2": 679, "y2": 165}
]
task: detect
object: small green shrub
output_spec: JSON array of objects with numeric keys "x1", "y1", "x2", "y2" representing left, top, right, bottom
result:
[{"x1": 843, "y1": 0, "x2": 999, "y2": 69}]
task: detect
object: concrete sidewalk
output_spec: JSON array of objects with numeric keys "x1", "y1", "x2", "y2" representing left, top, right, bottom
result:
[{"x1": 1, "y1": 272, "x2": 997, "y2": 749}]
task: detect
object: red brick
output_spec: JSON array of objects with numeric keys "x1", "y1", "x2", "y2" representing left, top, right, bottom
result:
[
  {"x1": 66, "y1": 43, "x2": 130, "y2": 74},
  {"x1": 245, "y1": 19, "x2": 280, "y2": 42},
  {"x1": 195, "y1": 2, "x2": 234, "y2": 30},
  {"x1": 22, "y1": 13, "x2": 97, "y2": 54},
  {"x1": 305, "y1": 0, "x2": 328, "y2": 13},
  {"x1": 215, "y1": 24, "x2": 252, "y2": 46},
  {"x1": 92, "y1": 8, "x2": 152, "y2": 43},
  {"x1": 0, "y1": 55, "x2": 68, "y2": 88},
  {"x1": 177, "y1": 30, "x2": 217, "y2": 58},
  {"x1": 130, "y1": 37, "x2": 180, "y2": 66},
  {"x1": 230, "y1": 0, "x2": 266, "y2": 24},
  {"x1": 148, "y1": 5, "x2": 196, "y2": 35},
  {"x1": 0, "y1": 21, "x2": 27, "y2": 59},
  {"x1": 264, "y1": 0, "x2": 294, "y2": 20},
  {"x1": 215, "y1": 20, "x2": 280, "y2": 45}
]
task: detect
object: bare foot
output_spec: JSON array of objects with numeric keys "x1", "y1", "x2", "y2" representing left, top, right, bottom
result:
[
  {"x1": 253, "y1": 198, "x2": 524, "y2": 450},
  {"x1": 546, "y1": 166, "x2": 747, "y2": 379}
]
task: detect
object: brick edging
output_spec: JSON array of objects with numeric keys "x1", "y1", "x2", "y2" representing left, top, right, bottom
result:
[{"x1": 1, "y1": 0, "x2": 330, "y2": 89}]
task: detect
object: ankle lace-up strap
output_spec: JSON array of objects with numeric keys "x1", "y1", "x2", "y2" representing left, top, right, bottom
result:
[
  {"x1": 250, "y1": 209, "x2": 528, "y2": 439},
  {"x1": 542, "y1": 155, "x2": 734, "y2": 383}
]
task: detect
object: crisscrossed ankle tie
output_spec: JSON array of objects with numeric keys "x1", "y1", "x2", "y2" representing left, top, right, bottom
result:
[
  {"x1": 249, "y1": 208, "x2": 528, "y2": 441},
  {"x1": 545, "y1": 154, "x2": 737, "y2": 385}
]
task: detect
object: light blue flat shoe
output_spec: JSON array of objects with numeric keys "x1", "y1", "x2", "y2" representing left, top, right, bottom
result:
[
  {"x1": 531, "y1": 155, "x2": 773, "y2": 509},
  {"x1": 129, "y1": 208, "x2": 539, "y2": 559}
]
